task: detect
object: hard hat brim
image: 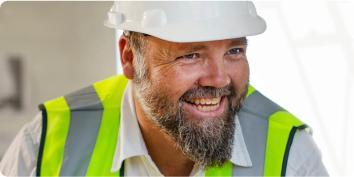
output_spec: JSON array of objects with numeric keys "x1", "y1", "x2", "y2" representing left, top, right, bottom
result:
[{"x1": 106, "y1": 16, "x2": 266, "y2": 43}]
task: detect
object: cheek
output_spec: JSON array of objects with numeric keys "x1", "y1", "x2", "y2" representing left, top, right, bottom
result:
[
  {"x1": 149, "y1": 65, "x2": 196, "y2": 102},
  {"x1": 226, "y1": 60, "x2": 249, "y2": 91}
]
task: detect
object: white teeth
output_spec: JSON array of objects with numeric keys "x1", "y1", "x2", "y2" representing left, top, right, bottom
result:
[
  {"x1": 206, "y1": 99, "x2": 211, "y2": 104},
  {"x1": 189, "y1": 97, "x2": 221, "y2": 105},
  {"x1": 187, "y1": 97, "x2": 222, "y2": 112},
  {"x1": 197, "y1": 105, "x2": 202, "y2": 110},
  {"x1": 193, "y1": 103, "x2": 220, "y2": 112}
]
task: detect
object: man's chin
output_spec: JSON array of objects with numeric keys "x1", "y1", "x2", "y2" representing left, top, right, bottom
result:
[{"x1": 173, "y1": 114, "x2": 234, "y2": 168}]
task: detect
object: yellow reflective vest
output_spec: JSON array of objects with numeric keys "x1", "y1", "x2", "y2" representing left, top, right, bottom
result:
[{"x1": 37, "y1": 75, "x2": 307, "y2": 176}]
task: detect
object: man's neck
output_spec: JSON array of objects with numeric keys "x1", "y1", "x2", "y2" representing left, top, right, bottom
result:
[{"x1": 134, "y1": 97, "x2": 195, "y2": 176}]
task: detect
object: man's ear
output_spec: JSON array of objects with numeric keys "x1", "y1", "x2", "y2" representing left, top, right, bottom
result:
[{"x1": 119, "y1": 36, "x2": 135, "y2": 79}]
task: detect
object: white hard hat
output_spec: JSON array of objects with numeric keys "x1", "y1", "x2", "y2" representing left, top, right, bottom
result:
[{"x1": 105, "y1": 1, "x2": 266, "y2": 43}]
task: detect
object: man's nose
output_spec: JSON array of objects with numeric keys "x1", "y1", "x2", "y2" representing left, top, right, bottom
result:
[{"x1": 197, "y1": 58, "x2": 231, "y2": 88}]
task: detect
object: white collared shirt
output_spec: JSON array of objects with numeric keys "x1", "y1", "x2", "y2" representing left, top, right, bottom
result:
[{"x1": 0, "y1": 81, "x2": 328, "y2": 176}]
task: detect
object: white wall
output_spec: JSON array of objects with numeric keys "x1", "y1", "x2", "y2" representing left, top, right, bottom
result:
[
  {"x1": 0, "y1": 2, "x2": 116, "y2": 158},
  {"x1": 248, "y1": 1, "x2": 354, "y2": 176}
]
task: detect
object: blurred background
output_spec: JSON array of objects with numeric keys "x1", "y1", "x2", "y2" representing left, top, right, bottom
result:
[
  {"x1": 0, "y1": 1, "x2": 353, "y2": 176},
  {"x1": 0, "y1": 0, "x2": 115, "y2": 163}
]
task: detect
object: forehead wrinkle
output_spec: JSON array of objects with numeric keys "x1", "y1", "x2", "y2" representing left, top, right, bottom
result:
[
  {"x1": 150, "y1": 43, "x2": 173, "y2": 63},
  {"x1": 158, "y1": 46, "x2": 172, "y2": 59},
  {"x1": 145, "y1": 36, "x2": 175, "y2": 63},
  {"x1": 149, "y1": 44, "x2": 179, "y2": 71}
]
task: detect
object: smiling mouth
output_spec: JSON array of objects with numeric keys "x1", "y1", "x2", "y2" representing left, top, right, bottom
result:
[{"x1": 185, "y1": 97, "x2": 222, "y2": 112}]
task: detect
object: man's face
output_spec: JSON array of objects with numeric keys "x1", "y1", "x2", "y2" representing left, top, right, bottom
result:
[{"x1": 133, "y1": 36, "x2": 249, "y2": 167}]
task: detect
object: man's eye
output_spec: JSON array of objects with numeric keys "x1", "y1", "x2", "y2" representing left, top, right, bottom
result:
[
  {"x1": 176, "y1": 53, "x2": 200, "y2": 60},
  {"x1": 226, "y1": 48, "x2": 244, "y2": 55}
]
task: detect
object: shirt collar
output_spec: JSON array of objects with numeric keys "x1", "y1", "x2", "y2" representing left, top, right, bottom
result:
[
  {"x1": 230, "y1": 115, "x2": 253, "y2": 167},
  {"x1": 111, "y1": 81, "x2": 252, "y2": 172},
  {"x1": 111, "y1": 81, "x2": 149, "y2": 172}
]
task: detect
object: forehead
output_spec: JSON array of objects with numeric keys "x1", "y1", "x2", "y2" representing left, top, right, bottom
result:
[
  {"x1": 176, "y1": 38, "x2": 248, "y2": 52},
  {"x1": 147, "y1": 37, "x2": 248, "y2": 52}
]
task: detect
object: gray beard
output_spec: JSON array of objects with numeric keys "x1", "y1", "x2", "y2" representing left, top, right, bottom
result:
[
  {"x1": 134, "y1": 82, "x2": 240, "y2": 167},
  {"x1": 156, "y1": 102, "x2": 236, "y2": 167}
]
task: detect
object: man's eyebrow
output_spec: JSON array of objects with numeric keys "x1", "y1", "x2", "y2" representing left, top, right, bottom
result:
[
  {"x1": 229, "y1": 38, "x2": 248, "y2": 46},
  {"x1": 182, "y1": 45, "x2": 208, "y2": 53}
]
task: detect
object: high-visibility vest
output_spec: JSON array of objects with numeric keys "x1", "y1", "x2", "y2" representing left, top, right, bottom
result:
[{"x1": 36, "y1": 75, "x2": 307, "y2": 176}]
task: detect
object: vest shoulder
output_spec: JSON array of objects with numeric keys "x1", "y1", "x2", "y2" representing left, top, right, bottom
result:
[
  {"x1": 239, "y1": 90, "x2": 305, "y2": 127},
  {"x1": 39, "y1": 75, "x2": 128, "y2": 112},
  {"x1": 240, "y1": 90, "x2": 285, "y2": 118}
]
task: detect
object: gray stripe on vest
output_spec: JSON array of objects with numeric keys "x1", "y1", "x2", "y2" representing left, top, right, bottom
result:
[
  {"x1": 60, "y1": 86, "x2": 103, "y2": 176},
  {"x1": 65, "y1": 86, "x2": 103, "y2": 111},
  {"x1": 241, "y1": 91, "x2": 284, "y2": 118},
  {"x1": 234, "y1": 91, "x2": 283, "y2": 176}
]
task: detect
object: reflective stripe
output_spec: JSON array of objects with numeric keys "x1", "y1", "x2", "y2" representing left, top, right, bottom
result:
[
  {"x1": 40, "y1": 97, "x2": 70, "y2": 176},
  {"x1": 237, "y1": 110, "x2": 268, "y2": 175},
  {"x1": 235, "y1": 91, "x2": 305, "y2": 176},
  {"x1": 236, "y1": 91, "x2": 282, "y2": 176},
  {"x1": 59, "y1": 86, "x2": 103, "y2": 176},
  {"x1": 241, "y1": 91, "x2": 284, "y2": 118},
  {"x1": 86, "y1": 75, "x2": 128, "y2": 176},
  {"x1": 264, "y1": 111, "x2": 304, "y2": 176},
  {"x1": 205, "y1": 161, "x2": 233, "y2": 176},
  {"x1": 65, "y1": 86, "x2": 104, "y2": 111}
]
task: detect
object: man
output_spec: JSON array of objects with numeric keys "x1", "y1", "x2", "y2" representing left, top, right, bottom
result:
[{"x1": 0, "y1": 1, "x2": 328, "y2": 176}]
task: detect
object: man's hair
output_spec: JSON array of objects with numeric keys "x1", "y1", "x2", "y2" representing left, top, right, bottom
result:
[
  {"x1": 123, "y1": 30, "x2": 149, "y2": 83},
  {"x1": 123, "y1": 30, "x2": 146, "y2": 54}
]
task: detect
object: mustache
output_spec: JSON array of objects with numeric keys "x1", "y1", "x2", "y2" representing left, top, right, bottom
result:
[{"x1": 181, "y1": 85, "x2": 233, "y2": 101}]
